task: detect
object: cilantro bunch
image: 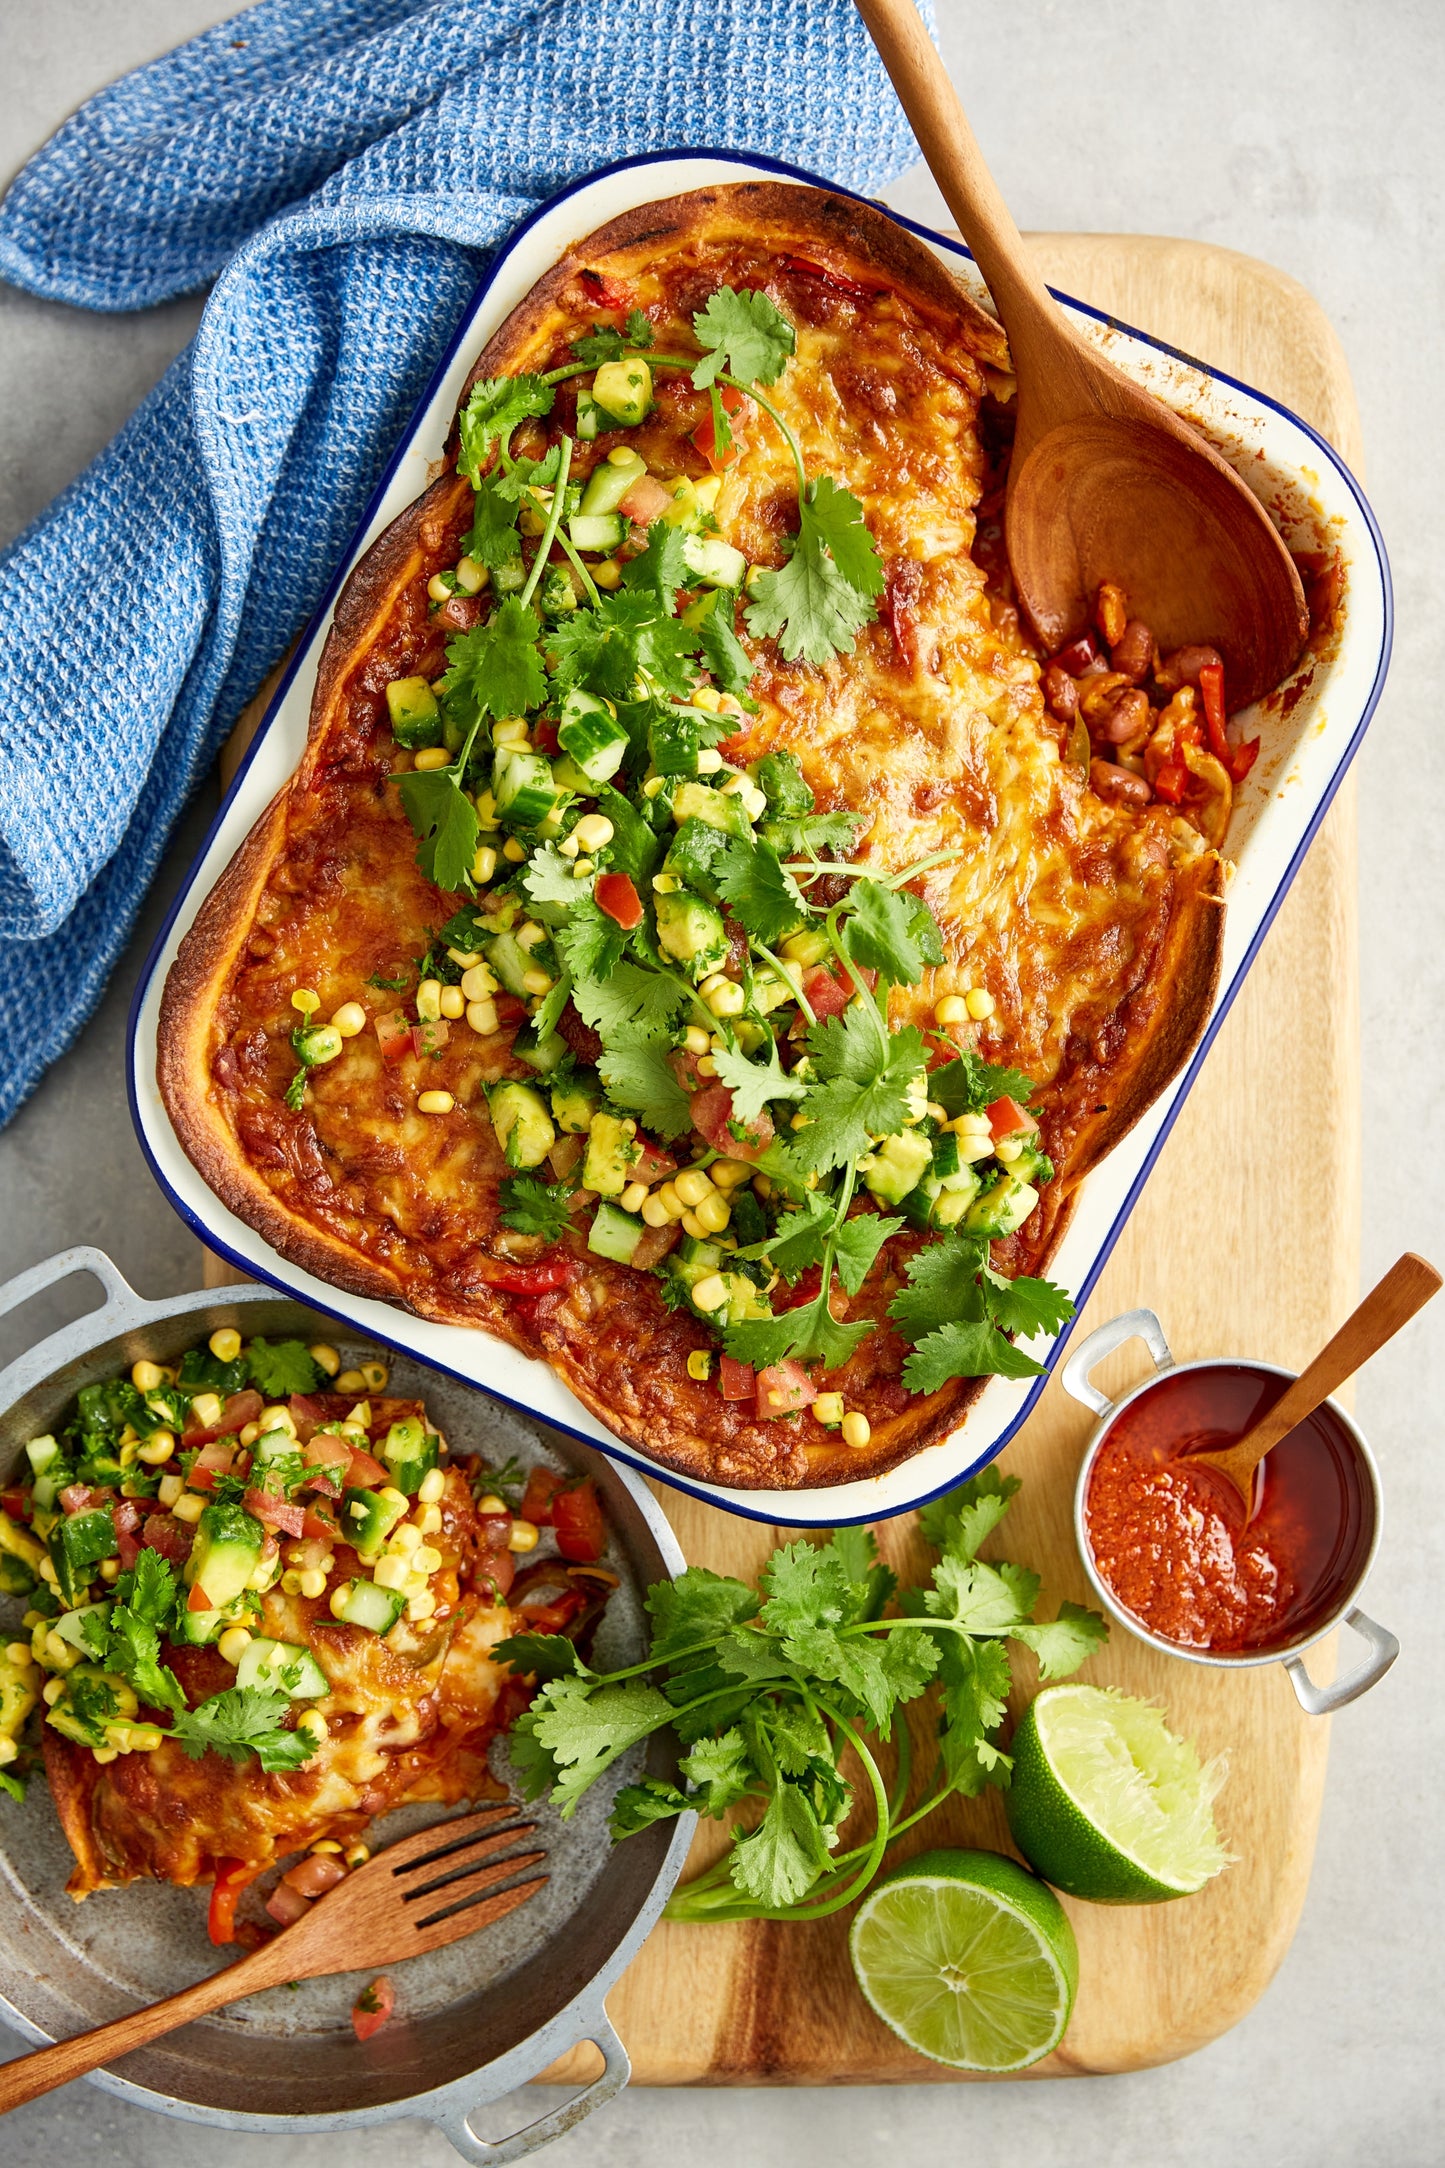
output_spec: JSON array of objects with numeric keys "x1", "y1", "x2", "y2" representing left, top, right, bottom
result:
[{"x1": 499, "y1": 1470, "x2": 1106, "y2": 1922}]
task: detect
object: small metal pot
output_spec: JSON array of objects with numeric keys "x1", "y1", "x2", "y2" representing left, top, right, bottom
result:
[
  {"x1": 1062, "y1": 1306, "x2": 1399, "y2": 1715},
  {"x1": 0, "y1": 1248, "x2": 694, "y2": 2160}
]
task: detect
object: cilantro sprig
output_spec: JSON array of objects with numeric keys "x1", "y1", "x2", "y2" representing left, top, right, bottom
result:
[{"x1": 501, "y1": 1471, "x2": 1106, "y2": 1921}]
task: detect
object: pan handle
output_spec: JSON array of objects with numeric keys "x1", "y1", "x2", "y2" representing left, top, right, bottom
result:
[
  {"x1": 0, "y1": 1247, "x2": 150, "y2": 1387},
  {"x1": 431, "y1": 2009, "x2": 630, "y2": 2165}
]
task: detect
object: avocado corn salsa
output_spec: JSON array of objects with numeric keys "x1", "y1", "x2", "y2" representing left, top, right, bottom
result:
[
  {"x1": 0, "y1": 1327, "x2": 611, "y2": 1903},
  {"x1": 275, "y1": 290, "x2": 1076, "y2": 1463}
]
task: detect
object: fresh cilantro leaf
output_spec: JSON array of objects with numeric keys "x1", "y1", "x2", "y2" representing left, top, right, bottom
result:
[
  {"x1": 760, "y1": 1539, "x2": 856, "y2": 1633},
  {"x1": 493, "y1": 1631, "x2": 585, "y2": 1682},
  {"x1": 457, "y1": 373, "x2": 554, "y2": 483},
  {"x1": 0, "y1": 1771, "x2": 24, "y2": 1803},
  {"x1": 711, "y1": 1037, "x2": 808, "y2": 1126},
  {"x1": 844, "y1": 877, "x2": 937, "y2": 986},
  {"x1": 245, "y1": 1338, "x2": 323, "y2": 1399},
  {"x1": 597, "y1": 1026, "x2": 694, "y2": 1138},
  {"x1": 824, "y1": 1524, "x2": 898, "y2": 1620},
  {"x1": 806, "y1": 1001, "x2": 888, "y2": 1085},
  {"x1": 697, "y1": 596, "x2": 758, "y2": 706},
  {"x1": 832, "y1": 1212, "x2": 903, "y2": 1297},
  {"x1": 932, "y1": 1633, "x2": 1015, "y2": 1790},
  {"x1": 917, "y1": 1468, "x2": 1021, "y2": 1557},
  {"x1": 772, "y1": 808, "x2": 867, "y2": 858},
  {"x1": 692, "y1": 287, "x2": 796, "y2": 389},
  {"x1": 902, "y1": 1319, "x2": 1047, "y2": 1392},
  {"x1": 571, "y1": 312, "x2": 655, "y2": 366},
  {"x1": 549, "y1": 591, "x2": 698, "y2": 704},
  {"x1": 745, "y1": 476, "x2": 884, "y2": 665},
  {"x1": 462, "y1": 475, "x2": 525, "y2": 572},
  {"x1": 367, "y1": 968, "x2": 411, "y2": 992},
  {"x1": 760, "y1": 1699, "x2": 833, "y2": 1776},
  {"x1": 531, "y1": 971, "x2": 573, "y2": 1043},
  {"x1": 523, "y1": 844, "x2": 583, "y2": 920},
  {"x1": 715, "y1": 836, "x2": 808, "y2": 946},
  {"x1": 438, "y1": 598, "x2": 547, "y2": 723},
  {"x1": 645, "y1": 1566, "x2": 760, "y2": 1662},
  {"x1": 489, "y1": 443, "x2": 564, "y2": 503},
  {"x1": 283, "y1": 1066, "x2": 308, "y2": 1112},
  {"x1": 1008, "y1": 1601, "x2": 1109, "y2": 1678},
  {"x1": 927, "y1": 1554, "x2": 1033, "y2": 1633},
  {"x1": 396, "y1": 767, "x2": 478, "y2": 895},
  {"x1": 498, "y1": 1174, "x2": 574, "y2": 1243},
  {"x1": 621, "y1": 520, "x2": 694, "y2": 607},
  {"x1": 718, "y1": 1312, "x2": 810, "y2": 1371},
  {"x1": 761, "y1": 1190, "x2": 835, "y2": 1281},
  {"x1": 176, "y1": 1346, "x2": 248, "y2": 1398},
  {"x1": 791, "y1": 1023, "x2": 928, "y2": 1177},
  {"x1": 571, "y1": 962, "x2": 687, "y2": 1041},
  {"x1": 593, "y1": 783, "x2": 661, "y2": 887},
  {"x1": 730, "y1": 1780, "x2": 833, "y2": 1907},
  {"x1": 779, "y1": 1290, "x2": 874, "y2": 1369},
  {"x1": 507, "y1": 1708, "x2": 564, "y2": 1800},
  {"x1": 556, "y1": 896, "x2": 630, "y2": 984},
  {"x1": 167, "y1": 1687, "x2": 321, "y2": 1774},
  {"x1": 983, "y1": 1268, "x2": 1075, "y2": 1340},
  {"x1": 610, "y1": 1777, "x2": 692, "y2": 1836},
  {"x1": 527, "y1": 1676, "x2": 676, "y2": 1816},
  {"x1": 929, "y1": 1050, "x2": 1040, "y2": 1120},
  {"x1": 679, "y1": 1727, "x2": 754, "y2": 1815},
  {"x1": 887, "y1": 1231, "x2": 989, "y2": 1342}
]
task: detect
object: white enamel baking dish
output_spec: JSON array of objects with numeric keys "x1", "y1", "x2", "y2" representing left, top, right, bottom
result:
[{"x1": 127, "y1": 149, "x2": 1392, "y2": 1530}]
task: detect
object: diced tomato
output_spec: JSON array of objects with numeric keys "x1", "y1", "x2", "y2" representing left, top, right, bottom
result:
[
  {"x1": 552, "y1": 1478, "x2": 606, "y2": 1563},
  {"x1": 595, "y1": 871, "x2": 643, "y2": 928},
  {"x1": 188, "y1": 1579, "x2": 214, "y2": 1613},
  {"x1": 344, "y1": 1446, "x2": 389, "y2": 1489},
  {"x1": 412, "y1": 1017, "x2": 450, "y2": 1059},
  {"x1": 629, "y1": 1220, "x2": 680, "y2": 1270},
  {"x1": 140, "y1": 1511, "x2": 193, "y2": 1563},
  {"x1": 477, "y1": 1509, "x2": 514, "y2": 1551},
  {"x1": 756, "y1": 1361, "x2": 817, "y2": 1419},
  {"x1": 483, "y1": 1257, "x2": 581, "y2": 1297},
  {"x1": 208, "y1": 1859, "x2": 259, "y2": 1947},
  {"x1": 302, "y1": 1506, "x2": 338, "y2": 1542},
  {"x1": 632, "y1": 1135, "x2": 677, "y2": 1184},
  {"x1": 801, "y1": 966, "x2": 850, "y2": 1019},
  {"x1": 520, "y1": 1467, "x2": 567, "y2": 1526},
  {"x1": 986, "y1": 1096, "x2": 1035, "y2": 1142},
  {"x1": 303, "y1": 1433, "x2": 351, "y2": 1469},
  {"x1": 243, "y1": 1488, "x2": 306, "y2": 1537},
  {"x1": 60, "y1": 1483, "x2": 98, "y2": 1516},
  {"x1": 618, "y1": 473, "x2": 674, "y2": 525},
  {"x1": 578, "y1": 267, "x2": 634, "y2": 310},
  {"x1": 532, "y1": 718, "x2": 560, "y2": 754},
  {"x1": 375, "y1": 1009, "x2": 412, "y2": 1063},
  {"x1": 352, "y1": 1975, "x2": 396, "y2": 2043},
  {"x1": 0, "y1": 1487, "x2": 28, "y2": 1520},
  {"x1": 265, "y1": 1879, "x2": 312, "y2": 1928},
  {"x1": 690, "y1": 1081, "x2": 774, "y2": 1163},
  {"x1": 690, "y1": 383, "x2": 747, "y2": 472},
  {"x1": 186, "y1": 1440, "x2": 236, "y2": 1493},
  {"x1": 115, "y1": 1499, "x2": 143, "y2": 1572},
  {"x1": 719, "y1": 1356, "x2": 756, "y2": 1403},
  {"x1": 493, "y1": 992, "x2": 528, "y2": 1026},
  {"x1": 1049, "y1": 630, "x2": 1099, "y2": 675},
  {"x1": 776, "y1": 1265, "x2": 823, "y2": 1312}
]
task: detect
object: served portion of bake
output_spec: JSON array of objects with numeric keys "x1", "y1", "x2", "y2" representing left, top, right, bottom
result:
[
  {"x1": 160, "y1": 182, "x2": 1248, "y2": 1491},
  {"x1": 0, "y1": 1327, "x2": 609, "y2": 1921}
]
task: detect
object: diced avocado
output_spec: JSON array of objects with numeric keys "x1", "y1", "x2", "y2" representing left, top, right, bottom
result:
[
  {"x1": 557, "y1": 690, "x2": 628, "y2": 783},
  {"x1": 494, "y1": 747, "x2": 566, "y2": 828},
  {"x1": 582, "y1": 1111, "x2": 639, "y2": 1197},
  {"x1": 655, "y1": 889, "x2": 728, "y2": 974},
  {"x1": 338, "y1": 1578, "x2": 406, "y2": 1635},
  {"x1": 380, "y1": 1417, "x2": 439, "y2": 1498},
  {"x1": 671, "y1": 780, "x2": 753, "y2": 837},
  {"x1": 46, "y1": 1664, "x2": 132, "y2": 1747},
  {"x1": 489, "y1": 1081, "x2": 555, "y2": 1170},
  {"x1": 486, "y1": 929, "x2": 534, "y2": 997},
  {"x1": 188, "y1": 1500, "x2": 266, "y2": 1611},
  {"x1": 1008, "y1": 1140, "x2": 1055, "y2": 1186},
  {"x1": 663, "y1": 818, "x2": 732, "y2": 899},
  {"x1": 551, "y1": 1076, "x2": 600, "y2": 1134},
  {"x1": 859, "y1": 1130, "x2": 935, "y2": 1206},
  {"x1": 0, "y1": 1509, "x2": 46, "y2": 1575},
  {"x1": 551, "y1": 752, "x2": 596, "y2": 796},
  {"x1": 587, "y1": 1200, "x2": 645, "y2": 1265},
  {"x1": 717, "y1": 1273, "x2": 771, "y2": 1325},
  {"x1": 661, "y1": 476, "x2": 721, "y2": 532},
  {"x1": 491, "y1": 554, "x2": 527, "y2": 597},
  {"x1": 0, "y1": 1646, "x2": 37, "y2": 1741},
  {"x1": 568, "y1": 511, "x2": 626, "y2": 554},
  {"x1": 592, "y1": 357, "x2": 653, "y2": 427},
  {"x1": 512, "y1": 1023, "x2": 570, "y2": 1075},
  {"x1": 0, "y1": 1553, "x2": 35, "y2": 1598},
  {"x1": 755, "y1": 749, "x2": 815, "y2": 821},
  {"x1": 48, "y1": 1508, "x2": 119, "y2": 1608},
  {"x1": 343, "y1": 1486, "x2": 407, "y2": 1555},
  {"x1": 681, "y1": 534, "x2": 747, "y2": 589},
  {"x1": 579, "y1": 450, "x2": 646, "y2": 517},
  {"x1": 235, "y1": 1637, "x2": 329, "y2": 1700},
  {"x1": 963, "y1": 1174, "x2": 1041, "y2": 1239},
  {"x1": 386, "y1": 676, "x2": 442, "y2": 750},
  {"x1": 539, "y1": 566, "x2": 580, "y2": 620},
  {"x1": 50, "y1": 1600, "x2": 111, "y2": 1654}
]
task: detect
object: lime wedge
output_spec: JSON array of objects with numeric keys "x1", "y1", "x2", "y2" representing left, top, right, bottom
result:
[
  {"x1": 1006, "y1": 1683, "x2": 1231, "y2": 1904},
  {"x1": 848, "y1": 1848, "x2": 1077, "y2": 2072}
]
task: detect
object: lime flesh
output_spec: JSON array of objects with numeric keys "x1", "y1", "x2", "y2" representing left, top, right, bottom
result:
[
  {"x1": 848, "y1": 1848, "x2": 1077, "y2": 2072},
  {"x1": 1006, "y1": 1683, "x2": 1231, "y2": 1904}
]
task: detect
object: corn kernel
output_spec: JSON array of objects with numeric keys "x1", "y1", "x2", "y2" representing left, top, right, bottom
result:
[
  {"x1": 172, "y1": 1492, "x2": 206, "y2": 1524},
  {"x1": 407, "y1": 1589, "x2": 438, "y2": 1622},
  {"x1": 377, "y1": 1486, "x2": 408, "y2": 1511},
  {"x1": 694, "y1": 1189, "x2": 732, "y2": 1235},
  {"x1": 934, "y1": 994, "x2": 970, "y2": 1026},
  {"x1": 260, "y1": 1404, "x2": 298, "y2": 1436},
  {"x1": 154, "y1": 1472, "x2": 184, "y2": 1511},
  {"x1": 131, "y1": 1358, "x2": 166, "y2": 1392},
  {"x1": 617, "y1": 1181, "x2": 647, "y2": 1214},
  {"x1": 521, "y1": 968, "x2": 553, "y2": 997},
  {"x1": 657, "y1": 1182, "x2": 687, "y2": 1221},
  {"x1": 372, "y1": 1554, "x2": 410, "y2": 1591},
  {"x1": 344, "y1": 1844, "x2": 372, "y2": 1867},
  {"x1": 674, "y1": 1168, "x2": 715, "y2": 1208},
  {"x1": 453, "y1": 554, "x2": 488, "y2": 596},
  {"x1": 418, "y1": 1090, "x2": 456, "y2": 1115},
  {"x1": 708, "y1": 1158, "x2": 748, "y2": 1189},
  {"x1": 333, "y1": 1376, "x2": 366, "y2": 1404},
  {"x1": 299, "y1": 1710, "x2": 328, "y2": 1741},
  {"x1": 574, "y1": 812, "x2": 615, "y2": 853},
  {"x1": 439, "y1": 983, "x2": 466, "y2": 1020},
  {"x1": 460, "y1": 962, "x2": 498, "y2": 1003},
  {"x1": 493, "y1": 715, "x2": 529, "y2": 747},
  {"x1": 812, "y1": 1393, "x2": 846, "y2": 1427},
  {"x1": 472, "y1": 845, "x2": 498, "y2": 884},
  {"x1": 357, "y1": 1361, "x2": 387, "y2": 1394},
  {"x1": 281, "y1": 1568, "x2": 304, "y2": 1595},
  {"x1": 695, "y1": 746, "x2": 724, "y2": 774},
  {"x1": 640, "y1": 1194, "x2": 672, "y2": 1227},
  {"x1": 691, "y1": 1273, "x2": 729, "y2": 1313},
  {"x1": 412, "y1": 1545, "x2": 444, "y2": 1575},
  {"x1": 680, "y1": 1209, "x2": 707, "y2": 1238},
  {"x1": 508, "y1": 1519, "x2": 540, "y2": 1553},
  {"x1": 302, "y1": 1346, "x2": 339, "y2": 1385},
  {"x1": 4, "y1": 1642, "x2": 33, "y2": 1670},
  {"x1": 138, "y1": 1432, "x2": 175, "y2": 1465},
  {"x1": 412, "y1": 745, "x2": 452, "y2": 772},
  {"x1": 217, "y1": 1627, "x2": 253, "y2": 1666},
  {"x1": 466, "y1": 997, "x2": 500, "y2": 1036},
  {"x1": 416, "y1": 977, "x2": 443, "y2": 1023},
  {"x1": 99, "y1": 1557, "x2": 122, "y2": 1582},
  {"x1": 417, "y1": 1467, "x2": 446, "y2": 1505},
  {"x1": 298, "y1": 1567, "x2": 328, "y2": 1599},
  {"x1": 291, "y1": 987, "x2": 322, "y2": 1016},
  {"x1": 705, "y1": 980, "x2": 745, "y2": 1017},
  {"x1": 42, "y1": 1676, "x2": 66, "y2": 1705},
  {"x1": 417, "y1": 1503, "x2": 443, "y2": 1535},
  {"x1": 330, "y1": 1584, "x2": 352, "y2": 1618},
  {"x1": 426, "y1": 572, "x2": 454, "y2": 604},
  {"x1": 503, "y1": 837, "x2": 527, "y2": 863},
  {"x1": 841, "y1": 1411, "x2": 872, "y2": 1450},
  {"x1": 592, "y1": 557, "x2": 622, "y2": 590},
  {"x1": 686, "y1": 1349, "x2": 713, "y2": 1382},
  {"x1": 38, "y1": 1556, "x2": 60, "y2": 1585},
  {"x1": 44, "y1": 1631, "x2": 77, "y2": 1670},
  {"x1": 965, "y1": 987, "x2": 996, "y2": 1020},
  {"x1": 90, "y1": 1746, "x2": 119, "y2": 1765},
  {"x1": 995, "y1": 1136, "x2": 1023, "y2": 1163},
  {"x1": 208, "y1": 1327, "x2": 242, "y2": 1363}
]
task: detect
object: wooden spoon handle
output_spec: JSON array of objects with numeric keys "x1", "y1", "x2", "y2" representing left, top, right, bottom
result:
[
  {"x1": 853, "y1": 0, "x2": 1058, "y2": 332},
  {"x1": 0, "y1": 1941, "x2": 283, "y2": 2115},
  {"x1": 1246, "y1": 1252, "x2": 1442, "y2": 1461}
]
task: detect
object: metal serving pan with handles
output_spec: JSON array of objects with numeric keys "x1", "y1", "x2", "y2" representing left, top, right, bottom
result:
[{"x1": 0, "y1": 1248, "x2": 694, "y2": 2160}]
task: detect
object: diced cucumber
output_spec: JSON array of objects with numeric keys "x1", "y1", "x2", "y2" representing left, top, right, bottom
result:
[
  {"x1": 338, "y1": 1578, "x2": 406, "y2": 1635},
  {"x1": 386, "y1": 676, "x2": 442, "y2": 750},
  {"x1": 592, "y1": 357, "x2": 653, "y2": 426},
  {"x1": 579, "y1": 451, "x2": 646, "y2": 517},
  {"x1": 235, "y1": 1637, "x2": 329, "y2": 1700},
  {"x1": 494, "y1": 747, "x2": 566, "y2": 829},
  {"x1": 512, "y1": 1023, "x2": 570, "y2": 1075},
  {"x1": 568, "y1": 512, "x2": 626, "y2": 555},
  {"x1": 486, "y1": 931, "x2": 533, "y2": 996},
  {"x1": 681, "y1": 534, "x2": 748, "y2": 589},
  {"x1": 250, "y1": 1426, "x2": 299, "y2": 1468},
  {"x1": 552, "y1": 1076, "x2": 600, "y2": 1133},
  {"x1": 859, "y1": 1130, "x2": 934, "y2": 1206},
  {"x1": 671, "y1": 780, "x2": 753, "y2": 837},
  {"x1": 575, "y1": 391, "x2": 602, "y2": 441},
  {"x1": 343, "y1": 1486, "x2": 407, "y2": 1554},
  {"x1": 48, "y1": 1508, "x2": 119, "y2": 1607},
  {"x1": 489, "y1": 1081, "x2": 555, "y2": 1170},
  {"x1": 188, "y1": 1500, "x2": 266, "y2": 1611},
  {"x1": 51, "y1": 1600, "x2": 111, "y2": 1652},
  {"x1": 655, "y1": 889, "x2": 728, "y2": 973},
  {"x1": 673, "y1": 1237, "x2": 724, "y2": 1280},
  {"x1": 174, "y1": 1593, "x2": 252, "y2": 1647},
  {"x1": 962, "y1": 1175, "x2": 1041, "y2": 1239},
  {"x1": 587, "y1": 1200, "x2": 645, "y2": 1265},
  {"x1": 491, "y1": 555, "x2": 527, "y2": 597},
  {"x1": 25, "y1": 1435, "x2": 61, "y2": 1478},
  {"x1": 557, "y1": 690, "x2": 629, "y2": 783},
  {"x1": 381, "y1": 1417, "x2": 439, "y2": 1497},
  {"x1": 582, "y1": 1111, "x2": 638, "y2": 1197}
]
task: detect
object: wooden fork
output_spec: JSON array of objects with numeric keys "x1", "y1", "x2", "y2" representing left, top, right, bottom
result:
[{"x1": 0, "y1": 1804, "x2": 546, "y2": 2114}]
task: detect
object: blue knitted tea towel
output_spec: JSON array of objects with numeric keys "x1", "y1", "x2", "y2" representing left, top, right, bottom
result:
[{"x1": 0, "y1": 0, "x2": 927, "y2": 1130}]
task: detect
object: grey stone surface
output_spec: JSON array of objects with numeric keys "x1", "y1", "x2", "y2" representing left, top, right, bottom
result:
[{"x1": 0, "y1": 1, "x2": 1440, "y2": 2162}]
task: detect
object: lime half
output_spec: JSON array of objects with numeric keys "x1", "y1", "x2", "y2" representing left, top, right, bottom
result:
[
  {"x1": 1006, "y1": 1683, "x2": 1231, "y2": 1904},
  {"x1": 848, "y1": 1848, "x2": 1077, "y2": 2072}
]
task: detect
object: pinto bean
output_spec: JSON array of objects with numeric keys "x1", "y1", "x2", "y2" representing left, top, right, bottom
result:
[
  {"x1": 1156, "y1": 643, "x2": 1223, "y2": 694},
  {"x1": 1109, "y1": 619, "x2": 1158, "y2": 683},
  {"x1": 1089, "y1": 758, "x2": 1152, "y2": 806},
  {"x1": 1095, "y1": 688, "x2": 1153, "y2": 746},
  {"x1": 1077, "y1": 670, "x2": 1133, "y2": 722},
  {"x1": 1042, "y1": 661, "x2": 1079, "y2": 721}
]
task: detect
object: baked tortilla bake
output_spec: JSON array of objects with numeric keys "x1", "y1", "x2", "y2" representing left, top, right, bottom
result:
[
  {"x1": 0, "y1": 1327, "x2": 608, "y2": 1912},
  {"x1": 160, "y1": 182, "x2": 1244, "y2": 1492}
]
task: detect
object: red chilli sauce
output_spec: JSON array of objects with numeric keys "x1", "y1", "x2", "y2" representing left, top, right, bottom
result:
[{"x1": 1084, "y1": 1365, "x2": 1373, "y2": 1653}]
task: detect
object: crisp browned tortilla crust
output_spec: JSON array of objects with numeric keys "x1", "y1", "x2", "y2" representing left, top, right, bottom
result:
[{"x1": 160, "y1": 182, "x2": 1224, "y2": 1491}]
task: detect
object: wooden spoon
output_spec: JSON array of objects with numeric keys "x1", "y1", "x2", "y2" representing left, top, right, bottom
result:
[
  {"x1": 1186, "y1": 1253, "x2": 1441, "y2": 1513},
  {"x1": 853, "y1": 0, "x2": 1309, "y2": 706},
  {"x1": 0, "y1": 1804, "x2": 546, "y2": 2116}
]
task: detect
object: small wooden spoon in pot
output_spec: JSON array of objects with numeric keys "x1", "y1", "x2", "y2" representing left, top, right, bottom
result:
[
  {"x1": 853, "y1": 0, "x2": 1309, "y2": 706},
  {"x1": 1186, "y1": 1252, "x2": 1441, "y2": 1514}
]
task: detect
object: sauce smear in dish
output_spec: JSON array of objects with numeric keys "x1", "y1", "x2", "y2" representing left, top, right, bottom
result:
[{"x1": 1084, "y1": 1365, "x2": 1372, "y2": 1653}]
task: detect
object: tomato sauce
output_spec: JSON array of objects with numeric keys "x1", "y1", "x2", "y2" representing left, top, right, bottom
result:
[{"x1": 1084, "y1": 1365, "x2": 1374, "y2": 1653}]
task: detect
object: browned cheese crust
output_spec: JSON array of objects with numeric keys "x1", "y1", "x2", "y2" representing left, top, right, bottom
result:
[{"x1": 160, "y1": 182, "x2": 1224, "y2": 1491}]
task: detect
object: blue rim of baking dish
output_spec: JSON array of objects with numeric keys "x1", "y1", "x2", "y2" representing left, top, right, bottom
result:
[{"x1": 126, "y1": 147, "x2": 1393, "y2": 1528}]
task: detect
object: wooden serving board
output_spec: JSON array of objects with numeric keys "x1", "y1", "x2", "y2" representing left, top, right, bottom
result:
[{"x1": 208, "y1": 234, "x2": 1362, "y2": 2081}]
